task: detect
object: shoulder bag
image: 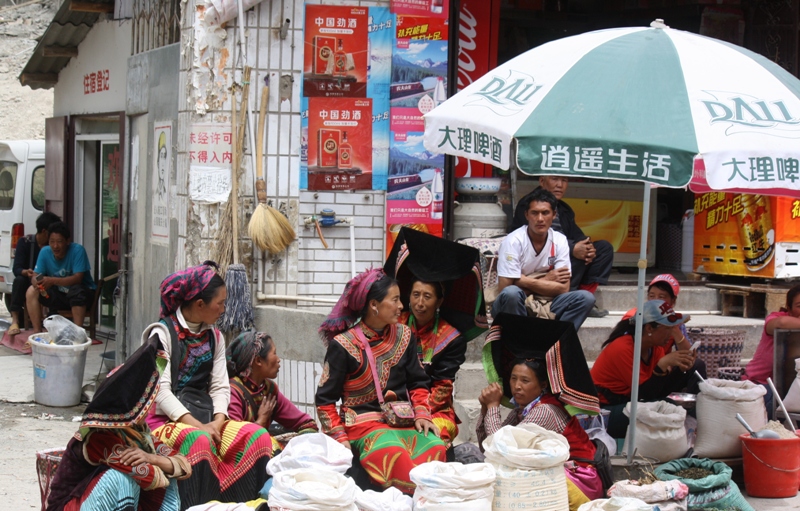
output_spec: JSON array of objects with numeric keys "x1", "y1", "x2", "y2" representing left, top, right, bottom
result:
[{"x1": 355, "y1": 326, "x2": 416, "y2": 428}]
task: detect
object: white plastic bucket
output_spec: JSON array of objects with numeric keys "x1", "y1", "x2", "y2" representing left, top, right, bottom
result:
[{"x1": 29, "y1": 334, "x2": 92, "y2": 407}]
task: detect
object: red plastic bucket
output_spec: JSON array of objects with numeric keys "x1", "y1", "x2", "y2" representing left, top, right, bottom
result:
[{"x1": 740, "y1": 433, "x2": 800, "y2": 498}]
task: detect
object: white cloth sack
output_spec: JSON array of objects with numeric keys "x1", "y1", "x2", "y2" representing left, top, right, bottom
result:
[
  {"x1": 482, "y1": 423, "x2": 570, "y2": 469},
  {"x1": 267, "y1": 433, "x2": 353, "y2": 476},
  {"x1": 409, "y1": 461, "x2": 495, "y2": 510},
  {"x1": 609, "y1": 479, "x2": 689, "y2": 511},
  {"x1": 782, "y1": 358, "x2": 800, "y2": 412},
  {"x1": 354, "y1": 487, "x2": 412, "y2": 511},
  {"x1": 693, "y1": 378, "x2": 767, "y2": 458},
  {"x1": 577, "y1": 497, "x2": 653, "y2": 511},
  {"x1": 268, "y1": 468, "x2": 358, "y2": 511},
  {"x1": 622, "y1": 400, "x2": 687, "y2": 462},
  {"x1": 484, "y1": 424, "x2": 570, "y2": 511}
]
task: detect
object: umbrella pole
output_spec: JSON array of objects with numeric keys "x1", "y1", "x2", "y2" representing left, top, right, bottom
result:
[{"x1": 626, "y1": 183, "x2": 651, "y2": 464}]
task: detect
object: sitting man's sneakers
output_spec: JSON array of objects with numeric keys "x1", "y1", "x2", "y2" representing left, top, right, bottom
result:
[{"x1": 588, "y1": 305, "x2": 609, "y2": 318}]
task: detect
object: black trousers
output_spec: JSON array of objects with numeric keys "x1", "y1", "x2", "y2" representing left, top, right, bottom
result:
[
  {"x1": 570, "y1": 239, "x2": 614, "y2": 291},
  {"x1": 8, "y1": 274, "x2": 31, "y2": 314}
]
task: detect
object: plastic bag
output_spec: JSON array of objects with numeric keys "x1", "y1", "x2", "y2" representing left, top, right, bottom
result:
[
  {"x1": 267, "y1": 433, "x2": 353, "y2": 476},
  {"x1": 609, "y1": 479, "x2": 689, "y2": 511},
  {"x1": 586, "y1": 427, "x2": 617, "y2": 456},
  {"x1": 409, "y1": 461, "x2": 495, "y2": 510},
  {"x1": 354, "y1": 487, "x2": 412, "y2": 511},
  {"x1": 693, "y1": 379, "x2": 767, "y2": 458},
  {"x1": 782, "y1": 358, "x2": 800, "y2": 412},
  {"x1": 43, "y1": 315, "x2": 88, "y2": 346},
  {"x1": 655, "y1": 458, "x2": 754, "y2": 511},
  {"x1": 482, "y1": 423, "x2": 570, "y2": 470},
  {"x1": 268, "y1": 468, "x2": 358, "y2": 511},
  {"x1": 623, "y1": 400, "x2": 687, "y2": 462},
  {"x1": 577, "y1": 497, "x2": 652, "y2": 511}
]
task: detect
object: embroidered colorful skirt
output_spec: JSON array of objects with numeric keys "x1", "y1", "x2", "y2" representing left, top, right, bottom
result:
[
  {"x1": 152, "y1": 420, "x2": 272, "y2": 508},
  {"x1": 63, "y1": 468, "x2": 180, "y2": 511},
  {"x1": 348, "y1": 421, "x2": 446, "y2": 495}
]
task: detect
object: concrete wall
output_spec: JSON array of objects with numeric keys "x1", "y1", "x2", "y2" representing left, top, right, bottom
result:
[
  {"x1": 123, "y1": 44, "x2": 181, "y2": 355},
  {"x1": 53, "y1": 20, "x2": 132, "y2": 117}
]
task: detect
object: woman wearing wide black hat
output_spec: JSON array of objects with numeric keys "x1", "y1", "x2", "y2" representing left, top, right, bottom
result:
[
  {"x1": 385, "y1": 227, "x2": 489, "y2": 447},
  {"x1": 47, "y1": 337, "x2": 192, "y2": 511},
  {"x1": 476, "y1": 313, "x2": 603, "y2": 507}
]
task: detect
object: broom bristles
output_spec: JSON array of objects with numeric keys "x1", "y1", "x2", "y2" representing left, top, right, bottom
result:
[
  {"x1": 248, "y1": 203, "x2": 296, "y2": 254},
  {"x1": 217, "y1": 263, "x2": 254, "y2": 333}
]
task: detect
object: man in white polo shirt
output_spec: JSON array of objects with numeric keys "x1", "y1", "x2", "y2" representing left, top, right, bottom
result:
[{"x1": 492, "y1": 188, "x2": 595, "y2": 333}]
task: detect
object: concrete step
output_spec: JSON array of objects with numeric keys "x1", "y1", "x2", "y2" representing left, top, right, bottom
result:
[{"x1": 595, "y1": 285, "x2": 721, "y2": 313}]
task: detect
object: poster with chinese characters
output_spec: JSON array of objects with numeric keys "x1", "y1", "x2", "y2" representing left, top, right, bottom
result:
[
  {"x1": 391, "y1": 0, "x2": 449, "y2": 19},
  {"x1": 151, "y1": 122, "x2": 171, "y2": 246},
  {"x1": 693, "y1": 192, "x2": 800, "y2": 277},
  {"x1": 385, "y1": 132, "x2": 444, "y2": 254},
  {"x1": 306, "y1": 97, "x2": 373, "y2": 191},
  {"x1": 303, "y1": 5, "x2": 369, "y2": 98},
  {"x1": 189, "y1": 123, "x2": 233, "y2": 167},
  {"x1": 368, "y1": 6, "x2": 393, "y2": 190},
  {"x1": 390, "y1": 31, "x2": 448, "y2": 131}
]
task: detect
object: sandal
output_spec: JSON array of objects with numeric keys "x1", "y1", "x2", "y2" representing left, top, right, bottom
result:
[{"x1": 7, "y1": 324, "x2": 21, "y2": 336}]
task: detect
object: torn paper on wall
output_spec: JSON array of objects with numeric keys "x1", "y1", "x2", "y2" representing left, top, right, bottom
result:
[
  {"x1": 204, "y1": 0, "x2": 264, "y2": 26},
  {"x1": 191, "y1": 0, "x2": 230, "y2": 115},
  {"x1": 190, "y1": 166, "x2": 232, "y2": 204}
]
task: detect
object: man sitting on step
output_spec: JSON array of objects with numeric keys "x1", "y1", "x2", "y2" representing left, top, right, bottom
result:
[
  {"x1": 492, "y1": 188, "x2": 595, "y2": 333},
  {"x1": 512, "y1": 176, "x2": 614, "y2": 318}
]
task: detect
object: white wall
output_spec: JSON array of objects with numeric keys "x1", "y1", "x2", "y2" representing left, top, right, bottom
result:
[{"x1": 53, "y1": 20, "x2": 132, "y2": 117}]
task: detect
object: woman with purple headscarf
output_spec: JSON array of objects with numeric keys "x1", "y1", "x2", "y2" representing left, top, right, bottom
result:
[
  {"x1": 143, "y1": 261, "x2": 272, "y2": 509},
  {"x1": 315, "y1": 268, "x2": 446, "y2": 495}
]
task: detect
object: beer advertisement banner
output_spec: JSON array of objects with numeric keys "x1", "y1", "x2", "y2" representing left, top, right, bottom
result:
[
  {"x1": 564, "y1": 197, "x2": 644, "y2": 254},
  {"x1": 693, "y1": 193, "x2": 800, "y2": 277},
  {"x1": 303, "y1": 5, "x2": 369, "y2": 98},
  {"x1": 391, "y1": 0, "x2": 449, "y2": 19},
  {"x1": 306, "y1": 98, "x2": 373, "y2": 191}
]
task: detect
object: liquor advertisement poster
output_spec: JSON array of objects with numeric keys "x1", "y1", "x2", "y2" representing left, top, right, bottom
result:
[
  {"x1": 303, "y1": 5, "x2": 369, "y2": 98},
  {"x1": 390, "y1": 33, "x2": 448, "y2": 130},
  {"x1": 391, "y1": 0, "x2": 449, "y2": 19},
  {"x1": 306, "y1": 97, "x2": 373, "y2": 191},
  {"x1": 368, "y1": 6, "x2": 393, "y2": 190},
  {"x1": 693, "y1": 192, "x2": 800, "y2": 277},
  {"x1": 151, "y1": 122, "x2": 171, "y2": 246}
]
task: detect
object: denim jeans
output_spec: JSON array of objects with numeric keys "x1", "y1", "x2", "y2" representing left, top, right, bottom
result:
[{"x1": 491, "y1": 285, "x2": 595, "y2": 332}]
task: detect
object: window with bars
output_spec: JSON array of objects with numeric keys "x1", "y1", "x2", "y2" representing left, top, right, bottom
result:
[{"x1": 131, "y1": 0, "x2": 181, "y2": 55}]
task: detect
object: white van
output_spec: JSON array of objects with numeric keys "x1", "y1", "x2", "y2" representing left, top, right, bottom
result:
[{"x1": 0, "y1": 140, "x2": 46, "y2": 308}]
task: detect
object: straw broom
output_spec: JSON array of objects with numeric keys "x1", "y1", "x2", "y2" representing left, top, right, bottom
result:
[{"x1": 248, "y1": 78, "x2": 296, "y2": 254}]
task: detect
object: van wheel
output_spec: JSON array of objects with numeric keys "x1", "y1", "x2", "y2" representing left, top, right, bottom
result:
[{"x1": 3, "y1": 293, "x2": 10, "y2": 311}]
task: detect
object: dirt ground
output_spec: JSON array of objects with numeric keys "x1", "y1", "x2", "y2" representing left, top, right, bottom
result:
[{"x1": 0, "y1": 0, "x2": 58, "y2": 140}]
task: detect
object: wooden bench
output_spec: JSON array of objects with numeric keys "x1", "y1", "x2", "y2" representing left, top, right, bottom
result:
[{"x1": 706, "y1": 283, "x2": 791, "y2": 318}]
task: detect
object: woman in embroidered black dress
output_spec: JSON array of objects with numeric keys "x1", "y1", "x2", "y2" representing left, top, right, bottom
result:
[
  {"x1": 144, "y1": 261, "x2": 272, "y2": 509},
  {"x1": 315, "y1": 268, "x2": 446, "y2": 495}
]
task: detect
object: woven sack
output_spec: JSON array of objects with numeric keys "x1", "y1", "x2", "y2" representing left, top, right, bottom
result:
[
  {"x1": 655, "y1": 458, "x2": 754, "y2": 511},
  {"x1": 687, "y1": 328, "x2": 745, "y2": 379}
]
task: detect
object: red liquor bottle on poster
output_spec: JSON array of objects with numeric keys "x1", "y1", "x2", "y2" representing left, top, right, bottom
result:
[
  {"x1": 318, "y1": 129, "x2": 340, "y2": 168},
  {"x1": 339, "y1": 131, "x2": 353, "y2": 168},
  {"x1": 333, "y1": 39, "x2": 347, "y2": 77}
]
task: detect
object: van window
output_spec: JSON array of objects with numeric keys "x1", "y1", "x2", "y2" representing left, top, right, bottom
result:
[
  {"x1": 0, "y1": 162, "x2": 17, "y2": 210},
  {"x1": 31, "y1": 165, "x2": 45, "y2": 210}
]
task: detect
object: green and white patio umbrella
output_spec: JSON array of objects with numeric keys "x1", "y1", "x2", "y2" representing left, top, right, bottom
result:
[{"x1": 424, "y1": 19, "x2": 800, "y2": 463}]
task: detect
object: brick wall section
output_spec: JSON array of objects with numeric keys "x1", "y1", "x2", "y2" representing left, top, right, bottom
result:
[{"x1": 177, "y1": 0, "x2": 391, "y2": 311}]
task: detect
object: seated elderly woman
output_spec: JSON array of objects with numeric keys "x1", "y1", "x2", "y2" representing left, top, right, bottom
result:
[
  {"x1": 144, "y1": 262, "x2": 272, "y2": 508},
  {"x1": 226, "y1": 330, "x2": 319, "y2": 453},
  {"x1": 47, "y1": 336, "x2": 191, "y2": 511},
  {"x1": 476, "y1": 313, "x2": 603, "y2": 510},
  {"x1": 591, "y1": 299, "x2": 703, "y2": 438},
  {"x1": 384, "y1": 227, "x2": 489, "y2": 448},
  {"x1": 315, "y1": 268, "x2": 446, "y2": 495}
]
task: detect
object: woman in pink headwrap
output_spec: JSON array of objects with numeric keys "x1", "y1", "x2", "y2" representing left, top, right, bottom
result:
[
  {"x1": 144, "y1": 261, "x2": 272, "y2": 509},
  {"x1": 315, "y1": 268, "x2": 446, "y2": 495}
]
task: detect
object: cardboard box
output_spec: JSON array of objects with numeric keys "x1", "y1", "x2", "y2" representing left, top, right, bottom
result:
[
  {"x1": 313, "y1": 36, "x2": 336, "y2": 75},
  {"x1": 317, "y1": 129, "x2": 340, "y2": 168}
]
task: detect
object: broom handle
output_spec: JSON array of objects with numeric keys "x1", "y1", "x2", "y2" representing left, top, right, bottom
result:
[
  {"x1": 256, "y1": 85, "x2": 269, "y2": 204},
  {"x1": 232, "y1": 92, "x2": 239, "y2": 264},
  {"x1": 232, "y1": 68, "x2": 251, "y2": 263},
  {"x1": 235, "y1": 0, "x2": 258, "y2": 181}
]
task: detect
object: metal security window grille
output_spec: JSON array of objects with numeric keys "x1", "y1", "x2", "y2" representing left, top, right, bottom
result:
[{"x1": 132, "y1": 0, "x2": 181, "y2": 55}]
